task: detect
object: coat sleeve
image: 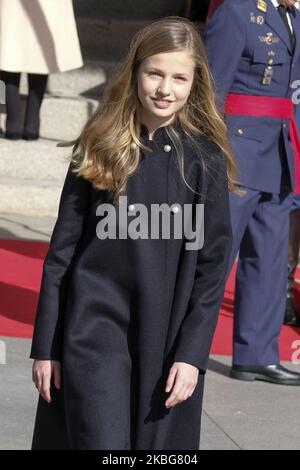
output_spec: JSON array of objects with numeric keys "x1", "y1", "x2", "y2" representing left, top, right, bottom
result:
[
  {"x1": 204, "y1": 3, "x2": 245, "y2": 104},
  {"x1": 30, "y1": 162, "x2": 91, "y2": 360},
  {"x1": 172, "y1": 147, "x2": 232, "y2": 372}
]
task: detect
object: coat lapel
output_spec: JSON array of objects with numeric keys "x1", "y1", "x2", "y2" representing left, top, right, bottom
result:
[
  {"x1": 264, "y1": 0, "x2": 293, "y2": 53},
  {"x1": 289, "y1": 7, "x2": 300, "y2": 63}
]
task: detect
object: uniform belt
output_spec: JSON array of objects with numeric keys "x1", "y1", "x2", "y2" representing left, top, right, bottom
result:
[{"x1": 225, "y1": 93, "x2": 300, "y2": 194}]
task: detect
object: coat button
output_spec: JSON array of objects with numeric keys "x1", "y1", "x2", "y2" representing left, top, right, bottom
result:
[
  {"x1": 163, "y1": 144, "x2": 172, "y2": 152},
  {"x1": 128, "y1": 204, "x2": 136, "y2": 212},
  {"x1": 171, "y1": 205, "x2": 180, "y2": 214},
  {"x1": 238, "y1": 129, "x2": 244, "y2": 135}
]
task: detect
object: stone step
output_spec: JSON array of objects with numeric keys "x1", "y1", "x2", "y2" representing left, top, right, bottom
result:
[
  {"x1": 0, "y1": 138, "x2": 69, "y2": 216},
  {"x1": 47, "y1": 61, "x2": 110, "y2": 98},
  {"x1": 40, "y1": 95, "x2": 99, "y2": 141},
  {"x1": 18, "y1": 60, "x2": 115, "y2": 99},
  {"x1": 0, "y1": 94, "x2": 99, "y2": 142},
  {"x1": 0, "y1": 138, "x2": 68, "y2": 181},
  {"x1": 0, "y1": 181, "x2": 61, "y2": 217}
]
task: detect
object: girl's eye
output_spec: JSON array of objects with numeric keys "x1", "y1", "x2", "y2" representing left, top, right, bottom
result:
[{"x1": 147, "y1": 72, "x2": 186, "y2": 81}]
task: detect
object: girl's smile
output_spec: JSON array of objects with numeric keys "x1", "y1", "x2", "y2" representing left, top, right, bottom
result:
[{"x1": 151, "y1": 97, "x2": 174, "y2": 109}]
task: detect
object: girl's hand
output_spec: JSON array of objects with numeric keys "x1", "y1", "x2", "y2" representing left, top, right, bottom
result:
[
  {"x1": 165, "y1": 362, "x2": 199, "y2": 408},
  {"x1": 32, "y1": 360, "x2": 61, "y2": 403}
]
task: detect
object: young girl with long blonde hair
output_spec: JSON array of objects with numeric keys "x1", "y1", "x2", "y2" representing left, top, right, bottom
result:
[{"x1": 30, "y1": 16, "x2": 237, "y2": 450}]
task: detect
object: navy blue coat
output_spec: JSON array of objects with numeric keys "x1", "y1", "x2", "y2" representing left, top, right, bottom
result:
[
  {"x1": 205, "y1": 0, "x2": 300, "y2": 194},
  {"x1": 30, "y1": 122, "x2": 232, "y2": 450}
]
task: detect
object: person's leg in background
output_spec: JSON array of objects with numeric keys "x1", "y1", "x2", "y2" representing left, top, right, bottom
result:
[
  {"x1": 232, "y1": 190, "x2": 293, "y2": 366},
  {"x1": 0, "y1": 71, "x2": 22, "y2": 139},
  {"x1": 285, "y1": 102, "x2": 300, "y2": 325},
  {"x1": 23, "y1": 73, "x2": 48, "y2": 140},
  {"x1": 228, "y1": 187, "x2": 300, "y2": 384},
  {"x1": 226, "y1": 187, "x2": 261, "y2": 278},
  {"x1": 285, "y1": 198, "x2": 300, "y2": 326}
]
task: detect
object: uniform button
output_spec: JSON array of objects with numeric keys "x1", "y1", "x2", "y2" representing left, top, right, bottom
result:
[
  {"x1": 238, "y1": 129, "x2": 244, "y2": 135},
  {"x1": 130, "y1": 142, "x2": 137, "y2": 150},
  {"x1": 283, "y1": 123, "x2": 286, "y2": 128},
  {"x1": 163, "y1": 144, "x2": 172, "y2": 152},
  {"x1": 128, "y1": 204, "x2": 136, "y2": 212},
  {"x1": 171, "y1": 205, "x2": 180, "y2": 214}
]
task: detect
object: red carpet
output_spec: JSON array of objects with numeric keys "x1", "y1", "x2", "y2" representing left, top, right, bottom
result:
[{"x1": 0, "y1": 238, "x2": 299, "y2": 361}]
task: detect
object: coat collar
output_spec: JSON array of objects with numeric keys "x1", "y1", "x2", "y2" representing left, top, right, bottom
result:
[
  {"x1": 259, "y1": 0, "x2": 297, "y2": 53},
  {"x1": 288, "y1": 7, "x2": 300, "y2": 62},
  {"x1": 140, "y1": 118, "x2": 183, "y2": 144}
]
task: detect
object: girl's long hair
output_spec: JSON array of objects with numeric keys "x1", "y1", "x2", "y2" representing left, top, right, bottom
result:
[{"x1": 59, "y1": 16, "x2": 239, "y2": 202}]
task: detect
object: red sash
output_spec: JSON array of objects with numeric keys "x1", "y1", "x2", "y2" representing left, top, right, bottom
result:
[{"x1": 225, "y1": 93, "x2": 300, "y2": 194}]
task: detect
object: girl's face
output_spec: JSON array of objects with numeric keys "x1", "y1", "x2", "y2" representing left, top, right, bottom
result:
[{"x1": 137, "y1": 51, "x2": 195, "y2": 130}]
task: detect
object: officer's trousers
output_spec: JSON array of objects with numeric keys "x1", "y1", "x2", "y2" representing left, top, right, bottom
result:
[
  {"x1": 287, "y1": 205, "x2": 300, "y2": 298},
  {"x1": 227, "y1": 187, "x2": 293, "y2": 365}
]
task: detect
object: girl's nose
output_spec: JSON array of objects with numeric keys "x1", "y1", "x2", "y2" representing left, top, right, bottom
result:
[{"x1": 157, "y1": 79, "x2": 172, "y2": 95}]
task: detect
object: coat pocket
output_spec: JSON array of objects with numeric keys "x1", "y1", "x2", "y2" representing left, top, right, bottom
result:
[{"x1": 230, "y1": 124, "x2": 270, "y2": 143}]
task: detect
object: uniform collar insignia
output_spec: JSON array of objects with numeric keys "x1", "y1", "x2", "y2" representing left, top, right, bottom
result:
[{"x1": 257, "y1": 0, "x2": 267, "y2": 12}]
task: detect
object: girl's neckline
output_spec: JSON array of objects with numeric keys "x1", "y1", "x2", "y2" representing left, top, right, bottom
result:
[{"x1": 140, "y1": 119, "x2": 181, "y2": 143}]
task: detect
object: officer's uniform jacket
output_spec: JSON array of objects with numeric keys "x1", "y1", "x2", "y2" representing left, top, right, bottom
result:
[{"x1": 205, "y1": 0, "x2": 300, "y2": 193}]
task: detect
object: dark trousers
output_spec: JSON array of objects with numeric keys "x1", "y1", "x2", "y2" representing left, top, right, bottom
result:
[
  {"x1": 287, "y1": 208, "x2": 300, "y2": 298},
  {"x1": 0, "y1": 71, "x2": 48, "y2": 137},
  {"x1": 227, "y1": 187, "x2": 293, "y2": 366}
]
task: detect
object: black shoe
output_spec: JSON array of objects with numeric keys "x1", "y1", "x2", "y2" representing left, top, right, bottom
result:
[
  {"x1": 23, "y1": 131, "x2": 39, "y2": 141},
  {"x1": 5, "y1": 131, "x2": 22, "y2": 140},
  {"x1": 284, "y1": 298, "x2": 300, "y2": 326},
  {"x1": 230, "y1": 364, "x2": 300, "y2": 385}
]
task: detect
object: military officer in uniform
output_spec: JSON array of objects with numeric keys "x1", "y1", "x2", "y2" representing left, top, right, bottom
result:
[{"x1": 205, "y1": 0, "x2": 300, "y2": 384}]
